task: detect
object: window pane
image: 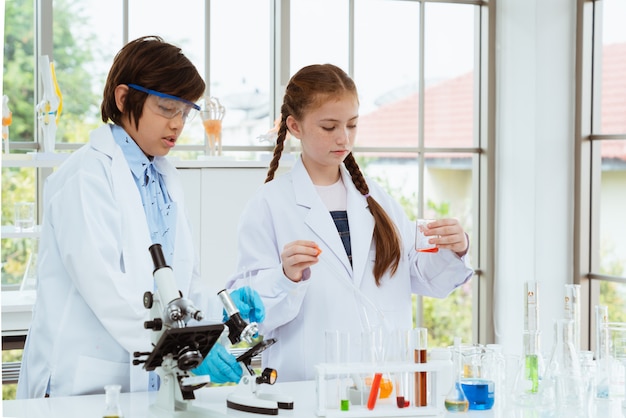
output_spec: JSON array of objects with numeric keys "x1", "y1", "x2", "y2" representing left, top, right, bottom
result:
[
  {"x1": 424, "y1": 3, "x2": 476, "y2": 148},
  {"x1": 210, "y1": 0, "x2": 271, "y2": 153},
  {"x1": 355, "y1": 0, "x2": 420, "y2": 149},
  {"x1": 2, "y1": 167, "x2": 38, "y2": 290},
  {"x1": 597, "y1": 0, "x2": 626, "y2": 135},
  {"x1": 53, "y1": 0, "x2": 124, "y2": 145},
  {"x1": 360, "y1": 151, "x2": 474, "y2": 345},
  {"x1": 291, "y1": 0, "x2": 349, "y2": 73},
  {"x1": 4, "y1": 0, "x2": 36, "y2": 147},
  {"x1": 600, "y1": 281, "x2": 626, "y2": 323},
  {"x1": 128, "y1": 0, "x2": 206, "y2": 151},
  {"x1": 598, "y1": 140, "x2": 626, "y2": 277}
]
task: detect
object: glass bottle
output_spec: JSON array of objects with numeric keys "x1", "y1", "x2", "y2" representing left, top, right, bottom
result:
[
  {"x1": 102, "y1": 384, "x2": 124, "y2": 418},
  {"x1": 512, "y1": 329, "x2": 546, "y2": 408}
]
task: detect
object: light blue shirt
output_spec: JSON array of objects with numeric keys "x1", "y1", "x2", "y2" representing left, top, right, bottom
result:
[
  {"x1": 110, "y1": 124, "x2": 177, "y2": 392},
  {"x1": 110, "y1": 124, "x2": 177, "y2": 265}
]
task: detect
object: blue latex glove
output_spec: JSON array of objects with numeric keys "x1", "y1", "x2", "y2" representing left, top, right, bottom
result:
[
  {"x1": 192, "y1": 343, "x2": 242, "y2": 384},
  {"x1": 225, "y1": 287, "x2": 265, "y2": 324}
]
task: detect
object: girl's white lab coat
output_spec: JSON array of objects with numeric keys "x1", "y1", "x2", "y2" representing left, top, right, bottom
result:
[
  {"x1": 17, "y1": 125, "x2": 219, "y2": 398},
  {"x1": 227, "y1": 157, "x2": 473, "y2": 382}
]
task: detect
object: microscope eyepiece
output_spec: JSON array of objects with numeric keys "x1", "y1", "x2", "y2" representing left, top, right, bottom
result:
[{"x1": 149, "y1": 243, "x2": 169, "y2": 271}]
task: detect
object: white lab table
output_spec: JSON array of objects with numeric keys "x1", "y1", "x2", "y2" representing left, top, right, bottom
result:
[{"x1": 4, "y1": 380, "x2": 625, "y2": 418}]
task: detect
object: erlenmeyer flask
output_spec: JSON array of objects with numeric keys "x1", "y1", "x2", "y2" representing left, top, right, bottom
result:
[
  {"x1": 511, "y1": 329, "x2": 546, "y2": 408},
  {"x1": 445, "y1": 338, "x2": 469, "y2": 413},
  {"x1": 544, "y1": 319, "x2": 584, "y2": 415}
]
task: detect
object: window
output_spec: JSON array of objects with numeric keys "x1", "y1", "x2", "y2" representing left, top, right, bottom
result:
[
  {"x1": 2, "y1": 0, "x2": 489, "y2": 346},
  {"x1": 578, "y1": 0, "x2": 626, "y2": 347}
]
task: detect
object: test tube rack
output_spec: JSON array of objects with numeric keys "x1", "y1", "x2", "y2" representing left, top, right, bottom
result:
[{"x1": 315, "y1": 361, "x2": 449, "y2": 417}]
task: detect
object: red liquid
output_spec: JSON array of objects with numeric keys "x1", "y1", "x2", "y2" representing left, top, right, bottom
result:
[
  {"x1": 417, "y1": 247, "x2": 439, "y2": 253},
  {"x1": 414, "y1": 349, "x2": 428, "y2": 406},
  {"x1": 367, "y1": 373, "x2": 382, "y2": 410},
  {"x1": 396, "y1": 396, "x2": 410, "y2": 408}
]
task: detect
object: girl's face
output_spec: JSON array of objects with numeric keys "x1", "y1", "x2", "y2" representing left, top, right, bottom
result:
[
  {"x1": 116, "y1": 85, "x2": 185, "y2": 158},
  {"x1": 287, "y1": 93, "x2": 359, "y2": 185}
]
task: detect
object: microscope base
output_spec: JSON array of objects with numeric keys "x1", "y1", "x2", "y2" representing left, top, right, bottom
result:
[{"x1": 226, "y1": 393, "x2": 279, "y2": 415}]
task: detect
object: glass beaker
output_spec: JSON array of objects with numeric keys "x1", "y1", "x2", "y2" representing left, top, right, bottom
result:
[
  {"x1": 455, "y1": 344, "x2": 496, "y2": 411},
  {"x1": 102, "y1": 384, "x2": 124, "y2": 418}
]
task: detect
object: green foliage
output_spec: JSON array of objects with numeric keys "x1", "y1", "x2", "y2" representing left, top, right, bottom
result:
[
  {"x1": 3, "y1": 0, "x2": 99, "y2": 144},
  {"x1": 2, "y1": 167, "x2": 37, "y2": 287},
  {"x1": 2, "y1": 350, "x2": 21, "y2": 400},
  {"x1": 2, "y1": 0, "x2": 100, "y2": 288}
]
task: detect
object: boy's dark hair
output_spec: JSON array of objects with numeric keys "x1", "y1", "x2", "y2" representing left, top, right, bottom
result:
[{"x1": 101, "y1": 36, "x2": 206, "y2": 129}]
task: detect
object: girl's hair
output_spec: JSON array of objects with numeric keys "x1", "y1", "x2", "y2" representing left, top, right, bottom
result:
[
  {"x1": 101, "y1": 36, "x2": 206, "y2": 129},
  {"x1": 266, "y1": 64, "x2": 401, "y2": 285}
]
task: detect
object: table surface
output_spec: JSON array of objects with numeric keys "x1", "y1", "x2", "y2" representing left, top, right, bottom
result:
[{"x1": 4, "y1": 379, "x2": 625, "y2": 418}]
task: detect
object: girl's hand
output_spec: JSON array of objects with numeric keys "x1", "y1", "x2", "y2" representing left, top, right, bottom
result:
[
  {"x1": 281, "y1": 240, "x2": 321, "y2": 282},
  {"x1": 421, "y1": 219, "x2": 468, "y2": 257}
]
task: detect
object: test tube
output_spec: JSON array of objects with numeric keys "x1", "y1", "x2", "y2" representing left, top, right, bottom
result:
[
  {"x1": 412, "y1": 328, "x2": 428, "y2": 407},
  {"x1": 392, "y1": 329, "x2": 411, "y2": 408},
  {"x1": 325, "y1": 330, "x2": 351, "y2": 411}
]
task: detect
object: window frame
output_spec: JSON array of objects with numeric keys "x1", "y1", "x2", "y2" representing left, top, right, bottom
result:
[
  {"x1": 4, "y1": 0, "x2": 493, "y2": 344},
  {"x1": 575, "y1": 0, "x2": 626, "y2": 351}
]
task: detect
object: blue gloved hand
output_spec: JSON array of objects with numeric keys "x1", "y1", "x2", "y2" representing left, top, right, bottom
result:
[
  {"x1": 191, "y1": 343, "x2": 242, "y2": 384},
  {"x1": 224, "y1": 287, "x2": 265, "y2": 324}
]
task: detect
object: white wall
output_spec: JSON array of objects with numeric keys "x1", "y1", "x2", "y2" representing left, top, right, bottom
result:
[{"x1": 495, "y1": 0, "x2": 576, "y2": 358}]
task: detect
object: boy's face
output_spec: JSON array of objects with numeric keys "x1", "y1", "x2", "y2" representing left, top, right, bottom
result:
[
  {"x1": 128, "y1": 95, "x2": 185, "y2": 157},
  {"x1": 116, "y1": 85, "x2": 190, "y2": 158}
]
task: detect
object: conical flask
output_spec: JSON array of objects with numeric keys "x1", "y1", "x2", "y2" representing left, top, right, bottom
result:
[
  {"x1": 445, "y1": 338, "x2": 469, "y2": 413},
  {"x1": 544, "y1": 319, "x2": 584, "y2": 415},
  {"x1": 511, "y1": 329, "x2": 546, "y2": 407}
]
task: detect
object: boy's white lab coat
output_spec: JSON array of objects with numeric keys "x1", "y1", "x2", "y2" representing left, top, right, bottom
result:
[
  {"x1": 17, "y1": 125, "x2": 218, "y2": 398},
  {"x1": 227, "y1": 157, "x2": 474, "y2": 382}
]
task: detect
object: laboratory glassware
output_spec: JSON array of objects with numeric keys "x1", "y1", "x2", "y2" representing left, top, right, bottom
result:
[
  {"x1": 524, "y1": 280, "x2": 539, "y2": 332},
  {"x1": 579, "y1": 350, "x2": 597, "y2": 416},
  {"x1": 102, "y1": 384, "x2": 124, "y2": 418},
  {"x1": 511, "y1": 329, "x2": 546, "y2": 407},
  {"x1": 415, "y1": 219, "x2": 438, "y2": 252},
  {"x1": 325, "y1": 330, "x2": 351, "y2": 411},
  {"x1": 411, "y1": 327, "x2": 428, "y2": 406},
  {"x1": 455, "y1": 344, "x2": 496, "y2": 410},
  {"x1": 564, "y1": 284, "x2": 581, "y2": 351},
  {"x1": 445, "y1": 337, "x2": 469, "y2": 413},
  {"x1": 544, "y1": 318, "x2": 584, "y2": 415},
  {"x1": 201, "y1": 96, "x2": 225, "y2": 156},
  {"x1": 390, "y1": 328, "x2": 411, "y2": 408}
]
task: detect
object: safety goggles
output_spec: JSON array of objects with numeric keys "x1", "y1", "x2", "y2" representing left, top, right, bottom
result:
[{"x1": 128, "y1": 84, "x2": 200, "y2": 123}]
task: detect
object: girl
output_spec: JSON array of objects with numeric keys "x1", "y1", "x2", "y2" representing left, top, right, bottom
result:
[{"x1": 226, "y1": 64, "x2": 473, "y2": 382}]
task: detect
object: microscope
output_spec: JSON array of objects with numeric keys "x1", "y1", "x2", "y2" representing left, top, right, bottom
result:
[
  {"x1": 133, "y1": 244, "x2": 293, "y2": 416},
  {"x1": 133, "y1": 244, "x2": 225, "y2": 416}
]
